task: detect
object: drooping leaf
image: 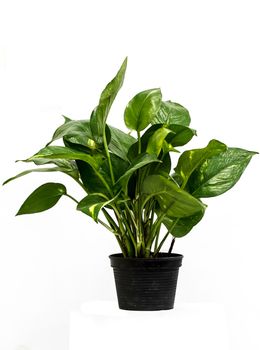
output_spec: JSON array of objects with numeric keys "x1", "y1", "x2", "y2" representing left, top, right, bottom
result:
[
  {"x1": 108, "y1": 126, "x2": 136, "y2": 161},
  {"x1": 124, "y1": 89, "x2": 162, "y2": 131},
  {"x1": 166, "y1": 124, "x2": 196, "y2": 147},
  {"x1": 3, "y1": 166, "x2": 77, "y2": 185},
  {"x1": 162, "y1": 208, "x2": 205, "y2": 237},
  {"x1": 142, "y1": 175, "x2": 205, "y2": 218},
  {"x1": 174, "y1": 139, "x2": 227, "y2": 189},
  {"x1": 90, "y1": 58, "x2": 127, "y2": 144},
  {"x1": 188, "y1": 147, "x2": 258, "y2": 198},
  {"x1": 152, "y1": 101, "x2": 191, "y2": 126},
  {"x1": 16, "y1": 183, "x2": 66, "y2": 215},
  {"x1": 116, "y1": 153, "x2": 161, "y2": 193},
  {"x1": 146, "y1": 127, "x2": 173, "y2": 156},
  {"x1": 25, "y1": 146, "x2": 100, "y2": 170}
]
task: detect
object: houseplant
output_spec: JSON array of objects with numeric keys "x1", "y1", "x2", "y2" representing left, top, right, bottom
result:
[{"x1": 3, "y1": 58, "x2": 257, "y2": 310}]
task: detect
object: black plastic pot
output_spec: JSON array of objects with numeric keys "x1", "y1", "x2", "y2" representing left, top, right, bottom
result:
[{"x1": 109, "y1": 253, "x2": 183, "y2": 311}]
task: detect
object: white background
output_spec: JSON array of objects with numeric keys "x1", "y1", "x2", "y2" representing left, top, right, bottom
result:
[{"x1": 0, "y1": 0, "x2": 260, "y2": 349}]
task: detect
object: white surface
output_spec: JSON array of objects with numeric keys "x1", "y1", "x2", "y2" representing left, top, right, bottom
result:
[
  {"x1": 69, "y1": 301, "x2": 229, "y2": 350},
  {"x1": 1, "y1": 1, "x2": 260, "y2": 349}
]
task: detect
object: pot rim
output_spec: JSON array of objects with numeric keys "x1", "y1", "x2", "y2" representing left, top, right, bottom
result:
[{"x1": 109, "y1": 252, "x2": 183, "y2": 261}]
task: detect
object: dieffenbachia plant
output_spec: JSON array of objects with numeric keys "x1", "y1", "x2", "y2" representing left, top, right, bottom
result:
[{"x1": 4, "y1": 58, "x2": 257, "y2": 257}]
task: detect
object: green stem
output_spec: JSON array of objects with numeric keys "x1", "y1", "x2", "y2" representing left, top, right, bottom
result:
[
  {"x1": 137, "y1": 131, "x2": 141, "y2": 154},
  {"x1": 65, "y1": 193, "x2": 79, "y2": 204},
  {"x1": 103, "y1": 128, "x2": 115, "y2": 185}
]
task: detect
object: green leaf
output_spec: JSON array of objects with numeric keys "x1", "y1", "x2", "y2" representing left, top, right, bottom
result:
[
  {"x1": 3, "y1": 166, "x2": 77, "y2": 185},
  {"x1": 16, "y1": 183, "x2": 66, "y2": 215},
  {"x1": 26, "y1": 146, "x2": 100, "y2": 170},
  {"x1": 47, "y1": 119, "x2": 98, "y2": 150},
  {"x1": 124, "y1": 89, "x2": 162, "y2": 131},
  {"x1": 77, "y1": 193, "x2": 116, "y2": 222},
  {"x1": 142, "y1": 175, "x2": 205, "y2": 218},
  {"x1": 116, "y1": 153, "x2": 161, "y2": 193},
  {"x1": 174, "y1": 139, "x2": 227, "y2": 189},
  {"x1": 166, "y1": 124, "x2": 196, "y2": 147},
  {"x1": 189, "y1": 147, "x2": 258, "y2": 198},
  {"x1": 108, "y1": 126, "x2": 136, "y2": 161},
  {"x1": 90, "y1": 58, "x2": 127, "y2": 144},
  {"x1": 146, "y1": 127, "x2": 173, "y2": 156},
  {"x1": 162, "y1": 209, "x2": 205, "y2": 237},
  {"x1": 152, "y1": 101, "x2": 191, "y2": 126}
]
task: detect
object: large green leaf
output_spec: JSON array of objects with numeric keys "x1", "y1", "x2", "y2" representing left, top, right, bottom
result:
[
  {"x1": 146, "y1": 127, "x2": 173, "y2": 156},
  {"x1": 174, "y1": 139, "x2": 227, "y2": 189},
  {"x1": 108, "y1": 126, "x2": 136, "y2": 161},
  {"x1": 26, "y1": 146, "x2": 100, "y2": 170},
  {"x1": 124, "y1": 89, "x2": 162, "y2": 131},
  {"x1": 188, "y1": 147, "x2": 258, "y2": 198},
  {"x1": 90, "y1": 58, "x2": 127, "y2": 144},
  {"x1": 16, "y1": 183, "x2": 66, "y2": 215},
  {"x1": 162, "y1": 209, "x2": 205, "y2": 237},
  {"x1": 77, "y1": 193, "x2": 116, "y2": 222},
  {"x1": 152, "y1": 101, "x2": 191, "y2": 126},
  {"x1": 116, "y1": 153, "x2": 161, "y2": 193},
  {"x1": 142, "y1": 175, "x2": 205, "y2": 218}
]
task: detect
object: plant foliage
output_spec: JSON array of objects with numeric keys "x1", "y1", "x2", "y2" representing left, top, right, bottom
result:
[{"x1": 4, "y1": 58, "x2": 257, "y2": 257}]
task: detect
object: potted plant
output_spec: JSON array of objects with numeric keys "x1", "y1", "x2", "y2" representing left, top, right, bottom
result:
[{"x1": 3, "y1": 58, "x2": 257, "y2": 311}]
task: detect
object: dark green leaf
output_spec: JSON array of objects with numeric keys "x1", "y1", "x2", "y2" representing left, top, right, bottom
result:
[
  {"x1": 90, "y1": 58, "x2": 127, "y2": 144},
  {"x1": 166, "y1": 124, "x2": 196, "y2": 147},
  {"x1": 124, "y1": 89, "x2": 162, "y2": 131},
  {"x1": 16, "y1": 183, "x2": 66, "y2": 215},
  {"x1": 108, "y1": 126, "x2": 136, "y2": 161},
  {"x1": 142, "y1": 175, "x2": 205, "y2": 218},
  {"x1": 174, "y1": 139, "x2": 227, "y2": 188},
  {"x1": 189, "y1": 147, "x2": 258, "y2": 198},
  {"x1": 152, "y1": 101, "x2": 191, "y2": 126},
  {"x1": 162, "y1": 209, "x2": 205, "y2": 237},
  {"x1": 77, "y1": 193, "x2": 115, "y2": 222},
  {"x1": 116, "y1": 153, "x2": 161, "y2": 193}
]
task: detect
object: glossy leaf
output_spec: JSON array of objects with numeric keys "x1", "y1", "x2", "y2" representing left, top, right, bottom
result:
[
  {"x1": 108, "y1": 126, "x2": 136, "y2": 161},
  {"x1": 146, "y1": 127, "x2": 173, "y2": 156},
  {"x1": 77, "y1": 193, "x2": 116, "y2": 222},
  {"x1": 124, "y1": 89, "x2": 162, "y2": 131},
  {"x1": 189, "y1": 147, "x2": 258, "y2": 198},
  {"x1": 26, "y1": 146, "x2": 100, "y2": 170},
  {"x1": 174, "y1": 139, "x2": 227, "y2": 188},
  {"x1": 16, "y1": 183, "x2": 66, "y2": 215},
  {"x1": 166, "y1": 124, "x2": 196, "y2": 147},
  {"x1": 152, "y1": 101, "x2": 191, "y2": 126},
  {"x1": 162, "y1": 209, "x2": 205, "y2": 237},
  {"x1": 90, "y1": 58, "x2": 127, "y2": 144},
  {"x1": 116, "y1": 153, "x2": 161, "y2": 193},
  {"x1": 142, "y1": 175, "x2": 205, "y2": 218}
]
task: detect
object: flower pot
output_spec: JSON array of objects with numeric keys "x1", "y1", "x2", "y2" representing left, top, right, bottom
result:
[{"x1": 109, "y1": 253, "x2": 183, "y2": 311}]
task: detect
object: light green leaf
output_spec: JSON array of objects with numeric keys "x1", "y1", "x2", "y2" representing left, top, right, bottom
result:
[
  {"x1": 124, "y1": 89, "x2": 162, "y2": 131},
  {"x1": 189, "y1": 147, "x2": 258, "y2": 198},
  {"x1": 77, "y1": 193, "x2": 116, "y2": 222},
  {"x1": 174, "y1": 139, "x2": 227, "y2": 189},
  {"x1": 16, "y1": 183, "x2": 66, "y2": 215},
  {"x1": 146, "y1": 127, "x2": 173, "y2": 156},
  {"x1": 142, "y1": 175, "x2": 205, "y2": 218},
  {"x1": 152, "y1": 101, "x2": 191, "y2": 126},
  {"x1": 90, "y1": 58, "x2": 127, "y2": 144}
]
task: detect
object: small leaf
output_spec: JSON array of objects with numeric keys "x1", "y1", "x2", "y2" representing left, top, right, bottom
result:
[
  {"x1": 152, "y1": 101, "x2": 191, "y2": 126},
  {"x1": 142, "y1": 175, "x2": 205, "y2": 218},
  {"x1": 174, "y1": 139, "x2": 227, "y2": 188},
  {"x1": 124, "y1": 89, "x2": 162, "y2": 131},
  {"x1": 146, "y1": 127, "x2": 173, "y2": 156},
  {"x1": 16, "y1": 183, "x2": 66, "y2": 215},
  {"x1": 77, "y1": 193, "x2": 117, "y2": 222},
  {"x1": 189, "y1": 147, "x2": 258, "y2": 198},
  {"x1": 90, "y1": 58, "x2": 127, "y2": 144},
  {"x1": 166, "y1": 124, "x2": 196, "y2": 147}
]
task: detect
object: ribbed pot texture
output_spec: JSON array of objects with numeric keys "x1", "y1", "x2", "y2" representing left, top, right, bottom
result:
[{"x1": 109, "y1": 253, "x2": 183, "y2": 311}]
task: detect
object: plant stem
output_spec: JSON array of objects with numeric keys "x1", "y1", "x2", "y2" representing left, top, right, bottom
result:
[
  {"x1": 65, "y1": 193, "x2": 79, "y2": 204},
  {"x1": 137, "y1": 131, "x2": 141, "y2": 154},
  {"x1": 168, "y1": 237, "x2": 176, "y2": 255},
  {"x1": 103, "y1": 128, "x2": 115, "y2": 185}
]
